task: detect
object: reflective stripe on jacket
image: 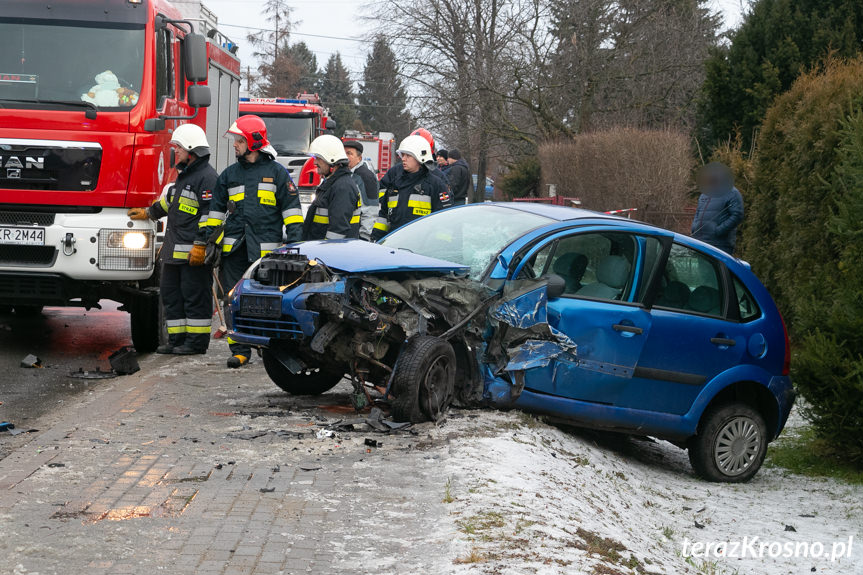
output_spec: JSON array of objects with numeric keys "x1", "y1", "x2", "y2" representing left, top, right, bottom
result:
[
  {"x1": 303, "y1": 166, "x2": 361, "y2": 241},
  {"x1": 205, "y1": 154, "x2": 303, "y2": 261},
  {"x1": 148, "y1": 155, "x2": 218, "y2": 265}
]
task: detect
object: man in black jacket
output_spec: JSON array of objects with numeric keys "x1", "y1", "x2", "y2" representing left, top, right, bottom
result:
[
  {"x1": 446, "y1": 148, "x2": 471, "y2": 205},
  {"x1": 372, "y1": 135, "x2": 452, "y2": 240},
  {"x1": 303, "y1": 135, "x2": 361, "y2": 240},
  {"x1": 203, "y1": 115, "x2": 304, "y2": 368},
  {"x1": 343, "y1": 140, "x2": 380, "y2": 240},
  {"x1": 127, "y1": 123, "x2": 217, "y2": 355}
]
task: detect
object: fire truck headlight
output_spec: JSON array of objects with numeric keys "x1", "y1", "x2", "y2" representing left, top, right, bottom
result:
[
  {"x1": 98, "y1": 229, "x2": 155, "y2": 271},
  {"x1": 122, "y1": 232, "x2": 148, "y2": 250}
]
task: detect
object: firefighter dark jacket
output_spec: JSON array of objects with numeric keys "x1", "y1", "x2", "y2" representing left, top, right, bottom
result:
[
  {"x1": 148, "y1": 154, "x2": 218, "y2": 264},
  {"x1": 372, "y1": 164, "x2": 452, "y2": 240},
  {"x1": 303, "y1": 166, "x2": 361, "y2": 241},
  {"x1": 205, "y1": 154, "x2": 303, "y2": 261}
]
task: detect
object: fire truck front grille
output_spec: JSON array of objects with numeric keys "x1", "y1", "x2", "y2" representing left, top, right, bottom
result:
[
  {"x1": 0, "y1": 245, "x2": 57, "y2": 267},
  {"x1": 0, "y1": 273, "x2": 64, "y2": 302},
  {"x1": 0, "y1": 211, "x2": 55, "y2": 227}
]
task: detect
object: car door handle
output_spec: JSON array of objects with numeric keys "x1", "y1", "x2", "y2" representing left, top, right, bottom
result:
[
  {"x1": 613, "y1": 324, "x2": 643, "y2": 335},
  {"x1": 710, "y1": 337, "x2": 736, "y2": 347}
]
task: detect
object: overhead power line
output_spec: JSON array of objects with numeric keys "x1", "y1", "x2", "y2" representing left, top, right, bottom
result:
[{"x1": 219, "y1": 22, "x2": 365, "y2": 43}]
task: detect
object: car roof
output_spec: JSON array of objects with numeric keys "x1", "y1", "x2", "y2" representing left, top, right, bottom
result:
[{"x1": 483, "y1": 201, "x2": 623, "y2": 221}]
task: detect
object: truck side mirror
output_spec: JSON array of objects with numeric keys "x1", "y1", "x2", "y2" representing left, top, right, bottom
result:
[
  {"x1": 183, "y1": 33, "x2": 208, "y2": 83},
  {"x1": 325, "y1": 118, "x2": 337, "y2": 131},
  {"x1": 144, "y1": 117, "x2": 166, "y2": 132},
  {"x1": 187, "y1": 84, "x2": 211, "y2": 108}
]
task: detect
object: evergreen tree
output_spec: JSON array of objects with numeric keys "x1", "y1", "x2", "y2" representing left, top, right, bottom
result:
[
  {"x1": 319, "y1": 53, "x2": 357, "y2": 137},
  {"x1": 286, "y1": 42, "x2": 321, "y2": 95},
  {"x1": 357, "y1": 35, "x2": 411, "y2": 139},
  {"x1": 698, "y1": 0, "x2": 863, "y2": 149}
]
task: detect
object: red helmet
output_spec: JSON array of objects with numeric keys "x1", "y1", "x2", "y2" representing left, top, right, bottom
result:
[
  {"x1": 411, "y1": 128, "x2": 435, "y2": 153},
  {"x1": 226, "y1": 115, "x2": 269, "y2": 152}
]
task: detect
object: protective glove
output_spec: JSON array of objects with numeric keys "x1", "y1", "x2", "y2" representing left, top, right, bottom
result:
[
  {"x1": 189, "y1": 242, "x2": 206, "y2": 266},
  {"x1": 127, "y1": 207, "x2": 150, "y2": 221}
]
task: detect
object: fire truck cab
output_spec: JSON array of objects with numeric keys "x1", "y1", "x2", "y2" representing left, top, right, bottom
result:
[
  {"x1": 0, "y1": 0, "x2": 240, "y2": 351},
  {"x1": 341, "y1": 130, "x2": 396, "y2": 179},
  {"x1": 238, "y1": 94, "x2": 334, "y2": 210}
]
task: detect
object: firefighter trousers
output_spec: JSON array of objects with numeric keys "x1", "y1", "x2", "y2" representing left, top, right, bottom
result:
[
  {"x1": 219, "y1": 250, "x2": 254, "y2": 359},
  {"x1": 161, "y1": 262, "x2": 214, "y2": 351}
]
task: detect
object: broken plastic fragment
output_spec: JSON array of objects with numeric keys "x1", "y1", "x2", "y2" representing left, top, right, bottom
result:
[{"x1": 20, "y1": 354, "x2": 42, "y2": 368}]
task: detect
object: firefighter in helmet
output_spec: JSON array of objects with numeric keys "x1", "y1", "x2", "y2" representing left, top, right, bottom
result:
[
  {"x1": 127, "y1": 123, "x2": 217, "y2": 354},
  {"x1": 203, "y1": 114, "x2": 303, "y2": 368},
  {"x1": 371, "y1": 134, "x2": 453, "y2": 240},
  {"x1": 303, "y1": 135, "x2": 361, "y2": 241}
]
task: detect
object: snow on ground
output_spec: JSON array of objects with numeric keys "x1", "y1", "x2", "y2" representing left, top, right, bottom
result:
[{"x1": 439, "y1": 408, "x2": 862, "y2": 575}]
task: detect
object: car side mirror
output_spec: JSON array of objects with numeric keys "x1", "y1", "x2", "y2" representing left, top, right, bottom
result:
[
  {"x1": 183, "y1": 32, "x2": 208, "y2": 82},
  {"x1": 545, "y1": 274, "x2": 566, "y2": 300}
]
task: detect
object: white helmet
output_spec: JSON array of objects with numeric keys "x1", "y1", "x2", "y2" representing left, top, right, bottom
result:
[
  {"x1": 170, "y1": 123, "x2": 210, "y2": 156},
  {"x1": 397, "y1": 134, "x2": 434, "y2": 166},
  {"x1": 309, "y1": 134, "x2": 348, "y2": 165}
]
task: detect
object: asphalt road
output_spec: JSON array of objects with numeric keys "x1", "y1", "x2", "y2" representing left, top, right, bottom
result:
[{"x1": 0, "y1": 302, "x2": 133, "y2": 434}]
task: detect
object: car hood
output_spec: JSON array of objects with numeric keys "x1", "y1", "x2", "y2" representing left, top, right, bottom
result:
[{"x1": 283, "y1": 240, "x2": 470, "y2": 275}]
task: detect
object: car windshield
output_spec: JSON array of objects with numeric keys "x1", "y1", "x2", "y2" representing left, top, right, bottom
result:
[
  {"x1": 252, "y1": 114, "x2": 315, "y2": 156},
  {"x1": 379, "y1": 205, "x2": 554, "y2": 277},
  {"x1": 0, "y1": 21, "x2": 145, "y2": 109}
]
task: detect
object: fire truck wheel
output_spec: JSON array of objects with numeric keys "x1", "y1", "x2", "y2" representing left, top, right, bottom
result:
[
  {"x1": 130, "y1": 292, "x2": 160, "y2": 353},
  {"x1": 13, "y1": 305, "x2": 43, "y2": 317}
]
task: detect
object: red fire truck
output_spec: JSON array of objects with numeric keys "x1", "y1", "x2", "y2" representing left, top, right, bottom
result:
[
  {"x1": 238, "y1": 94, "x2": 335, "y2": 209},
  {"x1": 342, "y1": 130, "x2": 396, "y2": 179},
  {"x1": 0, "y1": 0, "x2": 241, "y2": 351}
]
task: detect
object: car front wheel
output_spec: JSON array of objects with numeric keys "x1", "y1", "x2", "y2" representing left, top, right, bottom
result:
[
  {"x1": 261, "y1": 349, "x2": 344, "y2": 395},
  {"x1": 391, "y1": 335, "x2": 456, "y2": 423},
  {"x1": 688, "y1": 402, "x2": 768, "y2": 483}
]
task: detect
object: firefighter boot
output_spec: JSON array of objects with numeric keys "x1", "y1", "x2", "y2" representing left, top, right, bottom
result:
[{"x1": 227, "y1": 354, "x2": 249, "y2": 368}]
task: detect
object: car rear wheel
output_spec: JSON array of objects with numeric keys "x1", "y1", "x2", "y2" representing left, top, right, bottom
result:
[
  {"x1": 261, "y1": 349, "x2": 344, "y2": 395},
  {"x1": 391, "y1": 335, "x2": 456, "y2": 423},
  {"x1": 688, "y1": 402, "x2": 767, "y2": 483}
]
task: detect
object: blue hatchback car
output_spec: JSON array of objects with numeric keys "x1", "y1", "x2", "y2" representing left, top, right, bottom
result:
[{"x1": 227, "y1": 203, "x2": 794, "y2": 482}]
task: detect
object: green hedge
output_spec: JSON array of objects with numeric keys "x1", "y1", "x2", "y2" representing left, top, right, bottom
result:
[{"x1": 743, "y1": 58, "x2": 863, "y2": 463}]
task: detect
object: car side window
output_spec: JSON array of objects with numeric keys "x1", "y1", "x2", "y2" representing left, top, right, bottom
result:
[
  {"x1": 732, "y1": 274, "x2": 761, "y2": 322},
  {"x1": 542, "y1": 232, "x2": 637, "y2": 300},
  {"x1": 655, "y1": 243, "x2": 725, "y2": 317},
  {"x1": 155, "y1": 29, "x2": 174, "y2": 109}
]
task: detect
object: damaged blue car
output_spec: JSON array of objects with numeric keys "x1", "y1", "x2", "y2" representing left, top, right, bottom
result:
[{"x1": 226, "y1": 203, "x2": 794, "y2": 482}]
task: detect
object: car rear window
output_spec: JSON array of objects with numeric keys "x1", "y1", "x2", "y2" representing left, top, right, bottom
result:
[{"x1": 732, "y1": 274, "x2": 761, "y2": 322}]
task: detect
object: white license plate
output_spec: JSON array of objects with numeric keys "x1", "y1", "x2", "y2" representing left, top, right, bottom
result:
[{"x1": 0, "y1": 226, "x2": 45, "y2": 246}]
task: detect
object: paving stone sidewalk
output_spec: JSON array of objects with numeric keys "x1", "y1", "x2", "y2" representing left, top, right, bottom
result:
[{"x1": 0, "y1": 347, "x2": 459, "y2": 575}]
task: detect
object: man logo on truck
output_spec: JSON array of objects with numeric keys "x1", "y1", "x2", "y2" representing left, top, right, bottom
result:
[{"x1": 0, "y1": 156, "x2": 44, "y2": 170}]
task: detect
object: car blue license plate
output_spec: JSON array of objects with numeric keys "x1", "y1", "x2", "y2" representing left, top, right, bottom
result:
[{"x1": 240, "y1": 294, "x2": 282, "y2": 318}]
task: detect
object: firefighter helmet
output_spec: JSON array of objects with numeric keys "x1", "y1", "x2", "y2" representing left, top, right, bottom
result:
[
  {"x1": 226, "y1": 115, "x2": 268, "y2": 152},
  {"x1": 309, "y1": 134, "x2": 348, "y2": 165},
  {"x1": 410, "y1": 128, "x2": 435, "y2": 153},
  {"x1": 397, "y1": 134, "x2": 434, "y2": 166},
  {"x1": 170, "y1": 123, "x2": 210, "y2": 156}
]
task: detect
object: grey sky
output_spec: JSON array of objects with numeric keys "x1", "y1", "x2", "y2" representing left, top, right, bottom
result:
[{"x1": 205, "y1": 0, "x2": 749, "y2": 83}]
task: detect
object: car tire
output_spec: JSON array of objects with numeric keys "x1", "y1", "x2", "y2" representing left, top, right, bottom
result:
[
  {"x1": 391, "y1": 335, "x2": 456, "y2": 423},
  {"x1": 688, "y1": 402, "x2": 768, "y2": 483},
  {"x1": 261, "y1": 349, "x2": 344, "y2": 395},
  {"x1": 13, "y1": 305, "x2": 43, "y2": 317}
]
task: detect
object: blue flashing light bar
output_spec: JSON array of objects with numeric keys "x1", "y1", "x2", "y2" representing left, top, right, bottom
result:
[{"x1": 240, "y1": 97, "x2": 309, "y2": 105}]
